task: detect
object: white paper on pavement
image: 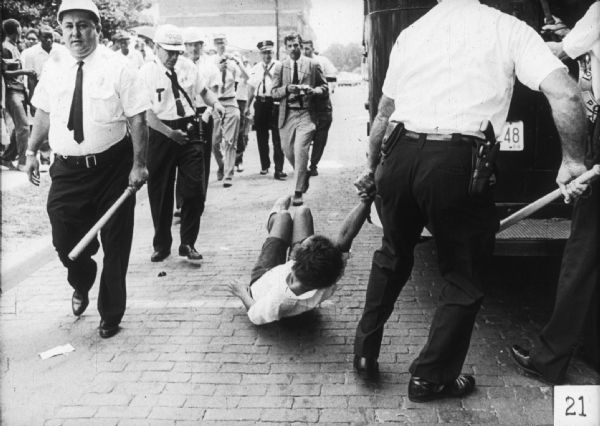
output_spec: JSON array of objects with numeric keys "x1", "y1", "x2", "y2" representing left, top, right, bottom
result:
[{"x1": 38, "y1": 344, "x2": 75, "y2": 360}]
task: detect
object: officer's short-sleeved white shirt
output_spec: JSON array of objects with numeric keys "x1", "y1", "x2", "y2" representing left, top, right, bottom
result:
[
  {"x1": 31, "y1": 45, "x2": 151, "y2": 155},
  {"x1": 194, "y1": 55, "x2": 221, "y2": 107},
  {"x1": 383, "y1": 0, "x2": 565, "y2": 137},
  {"x1": 139, "y1": 55, "x2": 207, "y2": 121},
  {"x1": 248, "y1": 60, "x2": 280, "y2": 96}
]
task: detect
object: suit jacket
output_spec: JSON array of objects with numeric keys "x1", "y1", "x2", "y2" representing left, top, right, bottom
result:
[{"x1": 271, "y1": 55, "x2": 328, "y2": 128}]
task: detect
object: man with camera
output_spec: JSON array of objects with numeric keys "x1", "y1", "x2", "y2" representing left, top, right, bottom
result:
[
  {"x1": 139, "y1": 24, "x2": 224, "y2": 263},
  {"x1": 272, "y1": 33, "x2": 328, "y2": 206}
]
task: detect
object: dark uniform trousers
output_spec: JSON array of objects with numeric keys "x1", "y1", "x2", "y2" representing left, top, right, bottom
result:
[
  {"x1": 531, "y1": 180, "x2": 599, "y2": 382},
  {"x1": 309, "y1": 106, "x2": 333, "y2": 170},
  {"x1": 354, "y1": 128, "x2": 498, "y2": 384},
  {"x1": 254, "y1": 97, "x2": 284, "y2": 173},
  {"x1": 176, "y1": 107, "x2": 214, "y2": 208},
  {"x1": 47, "y1": 138, "x2": 134, "y2": 325},
  {"x1": 531, "y1": 119, "x2": 600, "y2": 382},
  {"x1": 147, "y1": 120, "x2": 205, "y2": 252},
  {"x1": 236, "y1": 99, "x2": 248, "y2": 166}
]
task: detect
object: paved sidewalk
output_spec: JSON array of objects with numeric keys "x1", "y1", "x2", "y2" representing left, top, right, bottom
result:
[{"x1": 1, "y1": 85, "x2": 598, "y2": 425}]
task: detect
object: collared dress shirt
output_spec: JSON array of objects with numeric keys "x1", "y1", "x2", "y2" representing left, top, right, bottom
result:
[
  {"x1": 383, "y1": 0, "x2": 565, "y2": 137},
  {"x1": 248, "y1": 60, "x2": 280, "y2": 96},
  {"x1": 562, "y1": 2, "x2": 600, "y2": 102},
  {"x1": 139, "y1": 55, "x2": 207, "y2": 121},
  {"x1": 121, "y1": 48, "x2": 144, "y2": 70},
  {"x1": 31, "y1": 45, "x2": 151, "y2": 155},
  {"x1": 194, "y1": 54, "x2": 221, "y2": 108},
  {"x1": 247, "y1": 260, "x2": 337, "y2": 325},
  {"x1": 21, "y1": 43, "x2": 68, "y2": 78},
  {"x1": 214, "y1": 54, "x2": 240, "y2": 103}
]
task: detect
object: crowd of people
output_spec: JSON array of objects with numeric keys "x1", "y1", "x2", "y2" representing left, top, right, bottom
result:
[{"x1": 3, "y1": 0, "x2": 598, "y2": 405}]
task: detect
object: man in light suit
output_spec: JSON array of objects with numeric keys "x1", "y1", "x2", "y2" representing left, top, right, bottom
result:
[{"x1": 272, "y1": 33, "x2": 328, "y2": 206}]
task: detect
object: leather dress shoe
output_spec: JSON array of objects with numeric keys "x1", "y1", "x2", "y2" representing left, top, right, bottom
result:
[
  {"x1": 309, "y1": 167, "x2": 318, "y2": 177},
  {"x1": 260, "y1": 168, "x2": 269, "y2": 175},
  {"x1": 408, "y1": 374, "x2": 476, "y2": 402},
  {"x1": 150, "y1": 249, "x2": 170, "y2": 262},
  {"x1": 72, "y1": 290, "x2": 89, "y2": 316},
  {"x1": 98, "y1": 320, "x2": 120, "y2": 339},
  {"x1": 509, "y1": 345, "x2": 555, "y2": 384},
  {"x1": 179, "y1": 244, "x2": 203, "y2": 260},
  {"x1": 353, "y1": 355, "x2": 379, "y2": 380},
  {"x1": 274, "y1": 171, "x2": 287, "y2": 180}
]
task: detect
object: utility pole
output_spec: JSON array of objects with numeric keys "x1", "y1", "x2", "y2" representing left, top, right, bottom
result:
[{"x1": 275, "y1": 0, "x2": 280, "y2": 59}]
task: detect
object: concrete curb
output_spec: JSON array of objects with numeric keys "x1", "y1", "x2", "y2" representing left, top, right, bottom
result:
[{"x1": 1, "y1": 235, "x2": 55, "y2": 293}]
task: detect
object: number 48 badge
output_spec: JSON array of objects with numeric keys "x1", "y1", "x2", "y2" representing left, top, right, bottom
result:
[{"x1": 554, "y1": 386, "x2": 600, "y2": 426}]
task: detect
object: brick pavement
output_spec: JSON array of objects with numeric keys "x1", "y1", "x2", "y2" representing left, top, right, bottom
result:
[{"x1": 2, "y1": 85, "x2": 599, "y2": 425}]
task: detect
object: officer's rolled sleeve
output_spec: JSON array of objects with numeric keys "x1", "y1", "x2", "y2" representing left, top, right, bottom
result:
[
  {"x1": 119, "y1": 66, "x2": 152, "y2": 118},
  {"x1": 511, "y1": 19, "x2": 566, "y2": 91}
]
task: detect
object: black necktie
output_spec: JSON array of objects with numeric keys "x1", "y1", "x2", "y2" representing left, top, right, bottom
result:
[
  {"x1": 167, "y1": 70, "x2": 185, "y2": 117},
  {"x1": 292, "y1": 60, "x2": 299, "y2": 84},
  {"x1": 221, "y1": 59, "x2": 227, "y2": 93},
  {"x1": 67, "y1": 61, "x2": 84, "y2": 143}
]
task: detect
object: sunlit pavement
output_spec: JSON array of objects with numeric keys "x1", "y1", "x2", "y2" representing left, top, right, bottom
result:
[{"x1": 2, "y1": 84, "x2": 598, "y2": 425}]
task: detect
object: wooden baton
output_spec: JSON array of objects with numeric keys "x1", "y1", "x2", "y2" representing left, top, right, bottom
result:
[
  {"x1": 498, "y1": 165, "x2": 600, "y2": 232},
  {"x1": 68, "y1": 186, "x2": 137, "y2": 260}
]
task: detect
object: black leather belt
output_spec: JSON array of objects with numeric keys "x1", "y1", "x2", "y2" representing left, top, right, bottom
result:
[
  {"x1": 288, "y1": 107, "x2": 307, "y2": 111},
  {"x1": 56, "y1": 137, "x2": 129, "y2": 169},
  {"x1": 403, "y1": 129, "x2": 477, "y2": 142},
  {"x1": 161, "y1": 116, "x2": 194, "y2": 131}
]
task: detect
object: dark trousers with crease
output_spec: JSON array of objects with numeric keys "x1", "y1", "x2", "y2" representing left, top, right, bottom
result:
[
  {"x1": 531, "y1": 179, "x2": 600, "y2": 382},
  {"x1": 46, "y1": 139, "x2": 134, "y2": 325},
  {"x1": 148, "y1": 127, "x2": 205, "y2": 252},
  {"x1": 309, "y1": 109, "x2": 332, "y2": 170},
  {"x1": 254, "y1": 98, "x2": 284, "y2": 173},
  {"x1": 354, "y1": 130, "x2": 498, "y2": 384},
  {"x1": 176, "y1": 108, "x2": 213, "y2": 208}
]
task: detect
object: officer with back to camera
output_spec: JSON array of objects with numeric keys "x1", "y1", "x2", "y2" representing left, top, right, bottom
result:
[{"x1": 352, "y1": 0, "x2": 588, "y2": 402}]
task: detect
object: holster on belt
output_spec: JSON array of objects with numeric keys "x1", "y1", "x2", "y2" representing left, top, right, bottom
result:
[
  {"x1": 185, "y1": 114, "x2": 206, "y2": 144},
  {"x1": 469, "y1": 120, "x2": 499, "y2": 196},
  {"x1": 380, "y1": 122, "x2": 404, "y2": 159},
  {"x1": 586, "y1": 105, "x2": 600, "y2": 168}
]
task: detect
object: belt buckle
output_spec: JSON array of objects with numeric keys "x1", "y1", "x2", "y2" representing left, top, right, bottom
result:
[{"x1": 85, "y1": 154, "x2": 97, "y2": 168}]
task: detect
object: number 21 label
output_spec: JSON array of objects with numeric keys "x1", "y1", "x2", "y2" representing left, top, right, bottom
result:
[{"x1": 554, "y1": 386, "x2": 599, "y2": 426}]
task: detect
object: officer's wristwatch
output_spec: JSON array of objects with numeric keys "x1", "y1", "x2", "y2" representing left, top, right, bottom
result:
[{"x1": 26, "y1": 149, "x2": 37, "y2": 157}]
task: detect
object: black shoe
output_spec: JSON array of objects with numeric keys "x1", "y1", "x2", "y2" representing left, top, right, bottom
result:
[
  {"x1": 309, "y1": 167, "x2": 318, "y2": 177},
  {"x1": 150, "y1": 249, "x2": 170, "y2": 262},
  {"x1": 408, "y1": 375, "x2": 476, "y2": 402},
  {"x1": 173, "y1": 208, "x2": 181, "y2": 218},
  {"x1": 98, "y1": 320, "x2": 120, "y2": 339},
  {"x1": 509, "y1": 345, "x2": 556, "y2": 384},
  {"x1": 353, "y1": 355, "x2": 379, "y2": 380},
  {"x1": 274, "y1": 171, "x2": 287, "y2": 181},
  {"x1": 72, "y1": 290, "x2": 89, "y2": 316},
  {"x1": 223, "y1": 177, "x2": 232, "y2": 188},
  {"x1": 179, "y1": 244, "x2": 203, "y2": 260},
  {"x1": 260, "y1": 168, "x2": 269, "y2": 175}
]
